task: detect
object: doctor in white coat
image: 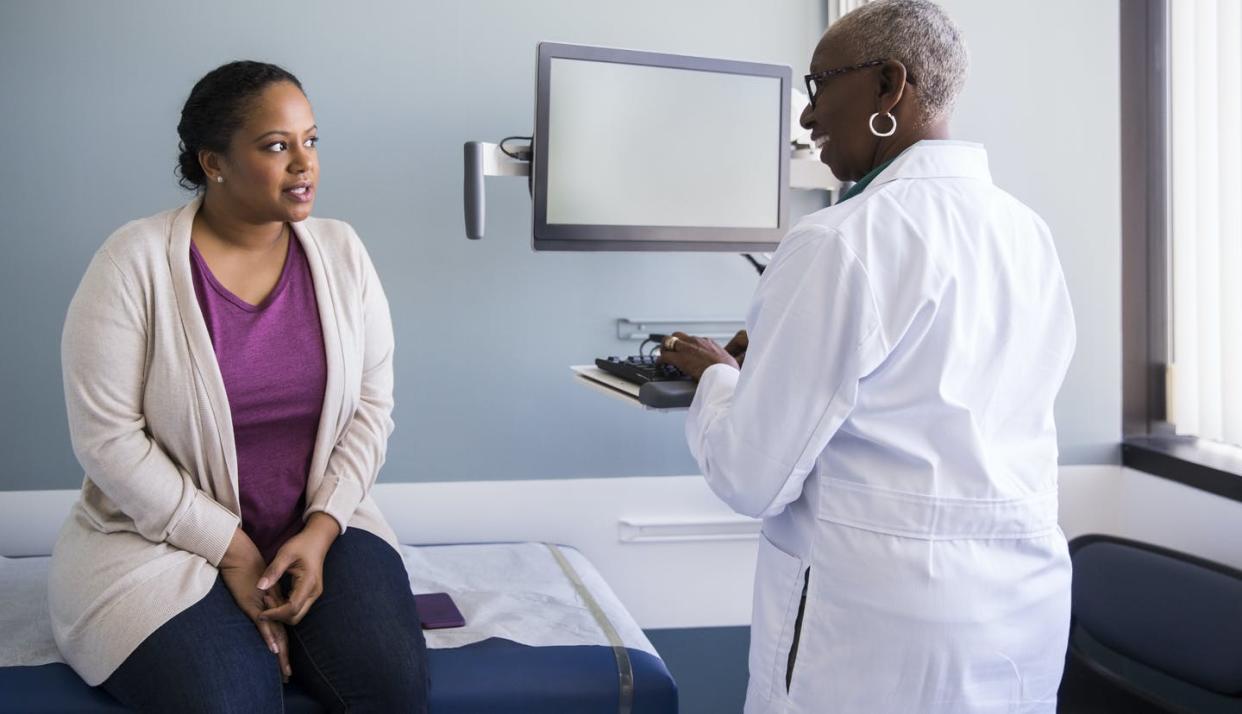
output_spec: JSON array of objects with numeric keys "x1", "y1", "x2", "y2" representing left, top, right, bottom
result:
[{"x1": 658, "y1": 1, "x2": 1075, "y2": 712}]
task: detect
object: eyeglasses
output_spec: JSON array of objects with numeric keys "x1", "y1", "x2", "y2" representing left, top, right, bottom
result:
[{"x1": 804, "y1": 59, "x2": 917, "y2": 109}]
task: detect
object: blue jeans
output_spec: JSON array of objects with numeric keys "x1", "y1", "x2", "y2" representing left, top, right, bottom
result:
[{"x1": 101, "y1": 528, "x2": 429, "y2": 713}]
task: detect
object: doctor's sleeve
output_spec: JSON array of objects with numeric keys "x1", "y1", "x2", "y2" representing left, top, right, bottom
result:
[
  {"x1": 62, "y1": 249, "x2": 240, "y2": 566},
  {"x1": 685, "y1": 226, "x2": 889, "y2": 519},
  {"x1": 304, "y1": 233, "x2": 395, "y2": 534}
]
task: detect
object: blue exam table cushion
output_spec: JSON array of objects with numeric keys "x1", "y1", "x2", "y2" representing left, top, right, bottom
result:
[{"x1": 0, "y1": 639, "x2": 676, "y2": 714}]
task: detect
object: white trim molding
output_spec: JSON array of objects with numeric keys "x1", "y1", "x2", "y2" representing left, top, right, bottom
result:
[{"x1": 4, "y1": 464, "x2": 1240, "y2": 630}]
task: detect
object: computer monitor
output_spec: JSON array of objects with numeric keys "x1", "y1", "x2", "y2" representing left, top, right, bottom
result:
[{"x1": 532, "y1": 43, "x2": 790, "y2": 252}]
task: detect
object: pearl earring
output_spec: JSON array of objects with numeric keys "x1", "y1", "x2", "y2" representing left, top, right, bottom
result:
[{"x1": 215, "y1": 176, "x2": 224, "y2": 183}]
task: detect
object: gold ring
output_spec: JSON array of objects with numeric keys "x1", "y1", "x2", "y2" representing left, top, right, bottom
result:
[{"x1": 663, "y1": 335, "x2": 680, "y2": 351}]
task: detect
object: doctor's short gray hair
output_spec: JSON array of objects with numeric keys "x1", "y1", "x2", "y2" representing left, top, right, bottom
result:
[{"x1": 829, "y1": 0, "x2": 969, "y2": 125}]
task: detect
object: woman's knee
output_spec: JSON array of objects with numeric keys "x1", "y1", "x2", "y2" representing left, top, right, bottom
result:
[
  {"x1": 101, "y1": 579, "x2": 284, "y2": 713},
  {"x1": 322, "y1": 528, "x2": 407, "y2": 582},
  {"x1": 319, "y1": 529, "x2": 419, "y2": 620},
  {"x1": 301, "y1": 528, "x2": 428, "y2": 711},
  {"x1": 289, "y1": 601, "x2": 429, "y2": 712},
  {"x1": 103, "y1": 653, "x2": 282, "y2": 714}
]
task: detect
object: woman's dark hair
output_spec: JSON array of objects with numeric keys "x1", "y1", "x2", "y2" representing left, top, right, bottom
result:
[{"x1": 176, "y1": 61, "x2": 304, "y2": 190}]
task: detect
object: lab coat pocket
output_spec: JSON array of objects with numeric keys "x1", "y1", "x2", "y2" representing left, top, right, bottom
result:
[{"x1": 746, "y1": 533, "x2": 807, "y2": 713}]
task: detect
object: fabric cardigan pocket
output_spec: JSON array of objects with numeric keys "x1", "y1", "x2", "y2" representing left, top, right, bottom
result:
[{"x1": 745, "y1": 532, "x2": 807, "y2": 713}]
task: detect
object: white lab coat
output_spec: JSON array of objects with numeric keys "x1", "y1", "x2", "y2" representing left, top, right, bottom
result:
[{"x1": 687, "y1": 141, "x2": 1075, "y2": 713}]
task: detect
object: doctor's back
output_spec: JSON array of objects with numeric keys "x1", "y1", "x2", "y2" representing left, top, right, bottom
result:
[
  {"x1": 812, "y1": 142, "x2": 1075, "y2": 515},
  {"x1": 722, "y1": 140, "x2": 1075, "y2": 714},
  {"x1": 671, "y1": 3, "x2": 1077, "y2": 711}
]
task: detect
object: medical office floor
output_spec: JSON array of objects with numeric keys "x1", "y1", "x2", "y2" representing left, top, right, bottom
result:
[
  {"x1": 650, "y1": 626, "x2": 1219, "y2": 713},
  {"x1": 644, "y1": 627, "x2": 749, "y2": 713}
]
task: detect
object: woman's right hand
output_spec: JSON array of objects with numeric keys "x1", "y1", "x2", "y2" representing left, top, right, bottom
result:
[{"x1": 219, "y1": 528, "x2": 292, "y2": 682}]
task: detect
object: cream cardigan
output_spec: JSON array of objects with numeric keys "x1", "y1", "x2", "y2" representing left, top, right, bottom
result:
[{"x1": 50, "y1": 197, "x2": 400, "y2": 685}]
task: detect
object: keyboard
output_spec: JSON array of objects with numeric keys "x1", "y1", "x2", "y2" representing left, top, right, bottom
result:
[{"x1": 594, "y1": 355, "x2": 691, "y2": 386}]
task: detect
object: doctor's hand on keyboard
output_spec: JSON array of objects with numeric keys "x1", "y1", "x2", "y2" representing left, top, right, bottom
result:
[
  {"x1": 594, "y1": 355, "x2": 692, "y2": 385},
  {"x1": 656, "y1": 330, "x2": 746, "y2": 380}
]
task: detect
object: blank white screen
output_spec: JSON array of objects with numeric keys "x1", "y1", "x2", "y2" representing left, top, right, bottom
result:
[{"x1": 545, "y1": 58, "x2": 781, "y2": 228}]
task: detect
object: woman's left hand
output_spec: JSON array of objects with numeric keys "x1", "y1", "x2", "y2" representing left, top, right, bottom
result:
[
  {"x1": 257, "y1": 512, "x2": 340, "y2": 626},
  {"x1": 656, "y1": 331, "x2": 740, "y2": 380},
  {"x1": 261, "y1": 590, "x2": 293, "y2": 682}
]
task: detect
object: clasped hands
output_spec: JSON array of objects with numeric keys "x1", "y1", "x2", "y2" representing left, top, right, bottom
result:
[
  {"x1": 218, "y1": 512, "x2": 340, "y2": 682},
  {"x1": 656, "y1": 329, "x2": 748, "y2": 379}
]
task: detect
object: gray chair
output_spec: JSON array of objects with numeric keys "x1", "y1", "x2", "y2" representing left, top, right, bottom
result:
[{"x1": 1058, "y1": 535, "x2": 1242, "y2": 713}]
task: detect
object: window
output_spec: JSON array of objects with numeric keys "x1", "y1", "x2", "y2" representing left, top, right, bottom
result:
[
  {"x1": 1167, "y1": 0, "x2": 1242, "y2": 448},
  {"x1": 1121, "y1": 0, "x2": 1242, "y2": 500}
]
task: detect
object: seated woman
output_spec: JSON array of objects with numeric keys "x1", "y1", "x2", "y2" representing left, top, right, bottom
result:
[{"x1": 50, "y1": 61, "x2": 429, "y2": 713}]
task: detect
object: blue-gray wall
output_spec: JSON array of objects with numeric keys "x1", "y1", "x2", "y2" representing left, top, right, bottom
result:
[
  {"x1": 0, "y1": 1, "x2": 1122, "y2": 495},
  {"x1": 0, "y1": 0, "x2": 826, "y2": 491}
]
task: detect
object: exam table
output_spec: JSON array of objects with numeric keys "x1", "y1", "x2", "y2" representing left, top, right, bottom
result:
[{"x1": 0, "y1": 542, "x2": 678, "y2": 713}]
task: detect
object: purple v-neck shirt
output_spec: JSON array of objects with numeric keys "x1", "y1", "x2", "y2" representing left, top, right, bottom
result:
[{"x1": 190, "y1": 234, "x2": 327, "y2": 563}]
